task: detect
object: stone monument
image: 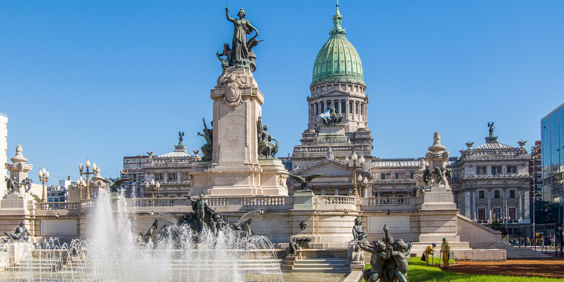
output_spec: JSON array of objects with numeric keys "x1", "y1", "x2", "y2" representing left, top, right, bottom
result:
[
  {"x1": 189, "y1": 6, "x2": 288, "y2": 196},
  {"x1": 417, "y1": 132, "x2": 462, "y2": 246}
]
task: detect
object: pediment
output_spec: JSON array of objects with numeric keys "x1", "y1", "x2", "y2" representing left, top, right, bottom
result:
[{"x1": 302, "y1": 162, "x2": 351, "y2": 176}]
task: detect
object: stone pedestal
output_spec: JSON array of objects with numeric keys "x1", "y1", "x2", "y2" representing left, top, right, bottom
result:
[
  {"x1": 0, "y1": 194, "x2": 35, "y2": 243},
  {"x1": 190, "y1": 66, "x2": 288, "y2": 196},
  {"x1": 347, "y1": 241, "x2": 365, "y2": 269}
]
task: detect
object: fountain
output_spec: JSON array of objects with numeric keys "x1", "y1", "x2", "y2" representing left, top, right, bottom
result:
[{"x1": 0, "y1": 189, "x2": 284, "y2": 281}]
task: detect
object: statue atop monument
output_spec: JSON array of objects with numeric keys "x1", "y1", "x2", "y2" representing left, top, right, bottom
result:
[{"x1": 223, "y1": 6, "x2": 262, "y2": 71}]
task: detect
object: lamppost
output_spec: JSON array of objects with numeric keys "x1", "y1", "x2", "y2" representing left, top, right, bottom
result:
[
  {"x1": 345, "y1": 152, "x2": 365, "y2": 197},
  {"x1": 357, "y1": 175, "x2": 368, "y2": 198},
  {"x1": 75, "y1": 176, "x2": 86, "y2": 201},
  {"x1": 532, "y1": 191, "x2": 542, "y2": 250},
  {"x1": 38, "y1": 167, "x2": 49, "y2": 202},
  {"x1": 145, "y1": 179, "x2": 160, "y2": 206},
  {"x1": 79, "y1": 159, "x2": 98, "y2": 200}
]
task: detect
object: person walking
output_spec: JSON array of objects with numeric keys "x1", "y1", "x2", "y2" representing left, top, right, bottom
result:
[{"x1": 441, "y1": 238, "x2": 450, "y2": 268}]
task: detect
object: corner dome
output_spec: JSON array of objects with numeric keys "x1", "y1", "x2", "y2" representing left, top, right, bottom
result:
[{"x1": 312, "y1": 3, "x2": 364, "y2": 86}]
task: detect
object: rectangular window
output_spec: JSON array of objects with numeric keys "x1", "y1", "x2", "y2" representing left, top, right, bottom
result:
[
  {"x1": 155, "y1": 173, "x2": 164, "y2": 181},
  {"x1": 493, "y1": 208, "x2": 501, "y2": 220},
  {"x1": 410, "y1": 173, "x2": 414, "y2": 179},
  {"x1": 355, "y1": 103, "x2": 359, "y2": 114},
  {"x1": 320, "y1": 102, "x2": 324, "y2": 113},
  {"x1": 349, "y1": 101, "x2": 353, "y2": 114},
  {"x1": 478, "y1": 209, "x2": 486, "y2": 221},
  {"x1": 361, "y1": 103, "x2": 364, "y2": 115},
  {"x1": 510, "y1": 190, "x2": 516, "y2": 198},
  {"x1": 327, "y1": 101, "x2": 331, "y2": 108},
  {"x1": 315, "y1": 104, "x2": 319, "y2": 115},
  {"x1": 334, "y1": 101, "x2": 339, "y2": 113},
  {"x1": 395, "y1": 173, "x2": 399, "y2": 179},
  {"x1": 386, "y1": 173, "x2": 391, "y2": 179},
  {"x1": 168, "y1": 173, "x2": 177, "y2": 181},
  {"x1": 492, "y1": 166, "x2": 502, "y2": 175},
  {"x1": 509, "y1": 208, "x2": 516, "y2": 220},
  {"x1": 494, "y1": 190, "x2": 500, "y2": 198},
  {"x1": 479, "y1": 191, "x2": 484, "y2": 198},
  {"x1": 476, "y1": 166, "x2": 487, "y2": 174},
  {"x1": 342, "y1": 101, "x2": 346, "y2": 114},
  {"x1": 507, "y1": 166, "x2": 517, "y2": 174},
  {"x1": 381, "y1": 173, "x2": 386, "y2": 180}
]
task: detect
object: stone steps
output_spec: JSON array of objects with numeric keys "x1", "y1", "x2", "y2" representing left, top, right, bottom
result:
[
  {"x1": 489, "y1": 243, "x2": 551, "y2": 259},
  {"x1": 293, "y1": 258, "x2": 349, "y2": 273}
]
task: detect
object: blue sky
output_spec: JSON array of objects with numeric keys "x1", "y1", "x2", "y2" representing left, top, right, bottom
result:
[{"x1": 1, "y1": 0, "x2": 563, "y2": 185}]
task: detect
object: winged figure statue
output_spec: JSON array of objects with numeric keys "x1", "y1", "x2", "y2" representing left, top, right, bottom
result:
[
  {"x1": 92, "y1": 176, "x2": 133, "y2": 193},
  {"x1": 288, "y1": 173, "x2": 324, "y2": 192}
]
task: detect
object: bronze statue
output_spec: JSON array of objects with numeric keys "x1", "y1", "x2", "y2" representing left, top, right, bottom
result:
[
  {"x1": 4, "y1": 221, "x2": 30, "y2": 243},
  {"x1": 20, "y1": 178, "x2": 32, "y2": 193},
  {"x1": 216, "y1": 43, "x2": 232, "y2": 68},
  {"x1": 91, "y1": 176, "x2": 133, "y2": 193},
  {"x1": 359, "y1": 240, "x2": 387, "y2": 282},
  {"x1": 178, "y1": 131, "x2": 184, "y2": 144},
  {"x1": 5, "y1": 176, "x2": 16, "y2": 195},
  {"x1": 358, "y1": 225, "x2": 412, "y2": 282},
  {"x1": 322, "y1": 105, "x2": 343, "y2": 126},
  {"x1": 388, "y1": 239, "x2": 412, "y2": 282},
  {"x1": 488, "y1": 122, "x2": 495, "y2": 137},
  {"x1": 288, "y1": 237, "x2": 300, "y2": 256},
  {"x1": 257, "y1": 117, "x2": 279, "y2": 158},
  {"x1": 225, "y1": 6, "x2": 259, "y2": 68},
  {"x1": 352, "y1": 217, "x2": 367, "y2": 241},
  {"x1": 197, "y1": 118, "x2": 213, "y2": 161},
  {"x1": 288, "y1": 173, "x2": 324, "y2": 192}
]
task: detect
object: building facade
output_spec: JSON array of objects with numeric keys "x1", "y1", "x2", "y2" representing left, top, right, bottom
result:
[
  {"x1": 120, "y1": 155, "x2": 149, "y2": 197},
  {"x1": 142, "y1": 140, "x2": 199, "y2": 198},
  {"x1": 0, "y1": 113, "x2": 7, "y2": 197},
  {"x1": 530, "y1": 140, "x2": 542, "y2": 203},
  {"x1": 450, "y1": 131, "x2": 531, "y2": 233},
  {"x1": 541, "y1": 103, "x2": 564, "y2": 202}
]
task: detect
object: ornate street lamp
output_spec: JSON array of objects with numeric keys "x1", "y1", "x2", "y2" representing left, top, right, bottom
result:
[
  {"x1": 145, "y1": 179, "x2": 160, "y2": 206},
  {"x1": 75, "y1": 176, "x2": 86, "y2": 201},
  {"x1": 357, "y1": 174, "x2": 368, "y2": 197},
  {"x1": 79, "y1": 159, "x2": 99, "y2": 200},
  {"x1": 345, "y1": 152, "x2": 365, "y2": 197},
  {"x1": 38, "y1": 167, "x2": 49, "y2": 202}
]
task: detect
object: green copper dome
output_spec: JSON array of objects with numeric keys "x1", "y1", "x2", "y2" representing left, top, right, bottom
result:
[{"x1": 312, "y1": 3, "x2": 364, "y2": 86}]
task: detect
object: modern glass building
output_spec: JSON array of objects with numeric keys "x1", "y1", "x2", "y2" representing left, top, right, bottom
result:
[{"x1": 541, "y1": 103, "x2": 564, "y2": 202}]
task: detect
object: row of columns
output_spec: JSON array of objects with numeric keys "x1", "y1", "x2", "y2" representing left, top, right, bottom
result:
[{"x1": 466, "y1": 187, "x2": 527, "y2": 222}]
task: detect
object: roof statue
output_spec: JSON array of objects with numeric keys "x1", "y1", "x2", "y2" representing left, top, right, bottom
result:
[
  {"x1": 178, "y1": 131, "x2": 184, "y2": 145},
  {"x1": 518, "y1": 140, "x2": 527, "y2": 148},
  {"x1": 488, "y1": 122, "x2": 495, "y2": 137},
  {"x1": 486, "y1": 122, "x2": 498, "y2": 143},
  {"x1": 220, "y1": 5, "x2": 262, "y2": 72}
]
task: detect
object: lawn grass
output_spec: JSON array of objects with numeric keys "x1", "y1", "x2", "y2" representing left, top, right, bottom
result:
[{"x1": 360, "y1": 257, "x2": 562, "y2": 282}]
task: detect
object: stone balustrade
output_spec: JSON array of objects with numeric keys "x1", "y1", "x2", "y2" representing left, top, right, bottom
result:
[
  {"x1": 321, "y1": 196, "x2": 355, "y2": 205},
  {"x1": 241, "y1": 197, "x2": 287, "y2": 206},
  {"x1": 132, "y1": 198, "x2": 188, "y2": 207},
  {"x1": 38, "y1": 202, "x2": 79, "y2": 210},
  {"x1": 359, "y1": 197, "x2": 417, "y2": 212}
]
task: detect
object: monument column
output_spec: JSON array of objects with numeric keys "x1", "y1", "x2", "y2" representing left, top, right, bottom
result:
[{"x1": 189, "y1": 7, "x2": 288, "y2": 197}]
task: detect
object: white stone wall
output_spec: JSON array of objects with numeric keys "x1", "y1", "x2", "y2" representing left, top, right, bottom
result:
[{"x1": 0, "y1": 114, "x2": 7, "y2": 198}]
